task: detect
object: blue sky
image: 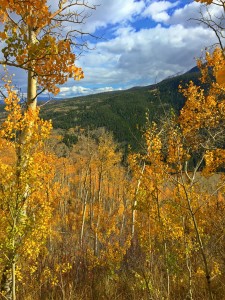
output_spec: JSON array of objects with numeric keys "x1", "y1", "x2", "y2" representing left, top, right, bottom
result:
[
  {"x1": 2, "y1": 0, "x2": 221, "y2": 99},
  {"x1": 56, "y1": 0, "x2": 219, "y2": 98}
]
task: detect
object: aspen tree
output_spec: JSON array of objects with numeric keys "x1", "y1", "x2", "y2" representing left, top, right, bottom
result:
[
  {"x1": 0, "y1": 1, "x2": 95, "y2": 298},
  {"x1": 0, "y1": 0, "x2": 95, "y2": 110}
]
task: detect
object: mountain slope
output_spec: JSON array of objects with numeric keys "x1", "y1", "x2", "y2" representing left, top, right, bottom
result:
[
  {"x1": 40, "y1": 68, "x2": 200, "y2": 150},
  {"x1": 0, "y1": 67, "x2": 201, "y2": 151}
]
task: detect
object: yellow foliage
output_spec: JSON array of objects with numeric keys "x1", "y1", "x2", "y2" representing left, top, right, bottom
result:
[{"x1": 0, "y1": 82, "x2": 60, "y2": 285}]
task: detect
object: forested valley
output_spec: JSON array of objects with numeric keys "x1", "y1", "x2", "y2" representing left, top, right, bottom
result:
[{"x1": 1, "y1": 0, "x2": 225, "y2": 299}]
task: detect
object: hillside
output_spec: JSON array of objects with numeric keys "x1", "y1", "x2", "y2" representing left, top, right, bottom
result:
[
  {"x1": 40, "y1": 68, "x2": 200, "y2": 150},
  {"x1": 0, "y1": 68, "x2": 201, "y2": 151}
]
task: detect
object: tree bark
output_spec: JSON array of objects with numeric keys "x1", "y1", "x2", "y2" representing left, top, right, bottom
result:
[{"x1": 27, "y1": 28, "x2": 38, "y2": 111}]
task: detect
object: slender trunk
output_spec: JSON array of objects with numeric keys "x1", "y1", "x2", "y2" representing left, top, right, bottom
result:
[
  {"x1": 131, "y1": 162, "x2": 145, "y2": 239},
  {"x1": 27, "y1": 68, "x2": 37, "y2": 111},
  {"x1": 120, "y1": 195, "x2": 127, "y2": 238},
  {"x1": 94, "y1": 171, "x2": 102, "y2": 256},
  {"x1": 1, "y1": 248, "x2": 17, "y2": 299},
  {"x1": 80, "y1": 190, "x2": 88, "y2": 246},
  {"x1": 140, "y1": 268, "x2": 152, "y2": 300},
  {"x1": 27, "y1": 28, "x2": 38, "y2": 111},
  {"x1": 1, "y1": 265, "x2": 12, "y2": 299},
  {"x1": 182, "y1": 216, "x2": 193, "y2": 300},
  {"x1": 80, "y1": 160, "x2": 92, "y2": 246},
  {"x1": 181, "y1": 166, "x2": 213, "y2": 300},
  {"x1": 189, "y1": 204, "x2": 213, "y2": 300},
  {"x1": 59, "y1": 270, "x2": 66, "y2": 300},
  {"x1": 164, "y1": 242, "x2": 170, "y2": 300},
  {"x1": 155, "y1": 185, "x2": 170, "y2": 299},
  {"x1": 12, "y1": 261, "x2": 16, "y2": 300}
]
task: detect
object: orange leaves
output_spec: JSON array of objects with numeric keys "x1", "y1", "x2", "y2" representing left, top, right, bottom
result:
[
  {"x1": 69, "y1": 65, "x2": 84, "y2": 81},
  {"x1": 196, "y1": 48, "x2": 225, "y2": 90},
  {"x1": 144, "y1": 122, "x2": 163, "y2": 167},
  {"x1": 0, "y1": 138, "x2": 16, "y2": 166},
  {"x1": 1, "y1": 84, "x2": 23, "y2": 139},
  {"x1": 205, "y1": 48, "x2": 225, "y2": 87},
  {"x1": 0, "y1": 1, "x2": 85, "y2": 96},
  {"x1": 0, "y1": 82, "x2": 52, "y2": 143},
  {"x1": 0, "y1": 31, "x2": 7, "y2": 40},
  {"x1": 0, "y1": 0, "x2": 9, "y2": 22},
  {"x1": 213, "y1": 49, "x2": 225, "y2": 87},
  {"x1": 0, "y1": 0, "x2": 51, "y2": 29},
  {"x1": 216, "y1": 67, "x2": 225, "y2": 85},
  {"x1": 34, "y1": 38, "x2": 84, "y2": 95},
  {"x1": 179, "y1": 82, "x2": 217, "y2": 139},
  {"x1": 15, "y1": 35, "x2": 84, "y2": 95},
  {"x1": 195, "y1": 0, "x2": 213, "y2": 4},
  {"x1": 178, "y1": 47, "x2": 225, "y2": 152},
  {"x1": 203, "y1": 149, "x2": 225, "y2": 174},
  {"x1": 167, "y1": 128, "x2": 189, "y2": 171}
]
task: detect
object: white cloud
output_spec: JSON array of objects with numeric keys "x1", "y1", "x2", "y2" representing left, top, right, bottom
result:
[
  {"x1": 143, "y1": 1, "x2": 180, "y2": 22},
  {"x1": 56, "y1": 85, "x2": 116, "y2": 98},
  {"x1": 167, "y1": 1, "x2": 202, "y2": 26},
  {"x1": 70, "y1": 0, "x2": 145, "y2": 34},
  {"x1": 165, "y1": 1, "x2": 223, "y2": 30},
  {"x1": 77, "y1": 22, "x2": 217, "y2": 89}
]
